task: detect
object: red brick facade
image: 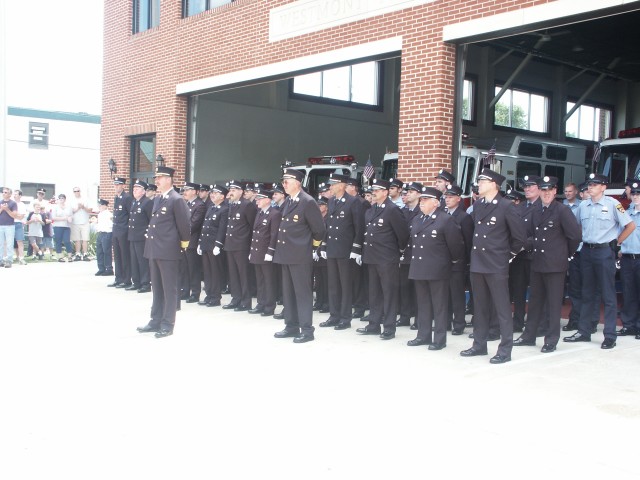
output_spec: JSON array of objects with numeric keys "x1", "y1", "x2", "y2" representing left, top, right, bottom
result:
[{"x1": 101, "y1": 0, "x2": 553, "y2": 195}]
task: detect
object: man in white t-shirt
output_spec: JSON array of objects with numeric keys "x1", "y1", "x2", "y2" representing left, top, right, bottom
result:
[{"x1": 69, "y1": 187, "x2": 92, "y2": 261}]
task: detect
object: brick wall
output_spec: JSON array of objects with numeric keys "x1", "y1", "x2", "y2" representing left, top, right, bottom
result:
[{"x1": 101, "y1": 0, "x2": 553, "y2": 195}]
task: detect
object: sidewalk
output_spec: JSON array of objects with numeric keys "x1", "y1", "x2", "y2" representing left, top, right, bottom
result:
[{"x1": 1, "y1": 261, "x2": 639, "y2": 479}]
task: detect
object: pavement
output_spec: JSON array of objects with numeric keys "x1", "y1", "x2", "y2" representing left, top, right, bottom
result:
[{"x1": 1, "y1": 260, "x2": 639, "y2": 480}]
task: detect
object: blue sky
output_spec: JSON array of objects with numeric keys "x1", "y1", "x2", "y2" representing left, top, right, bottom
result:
[{"x1": 5, "y1": 1, "x2": 103, "y2": 115}]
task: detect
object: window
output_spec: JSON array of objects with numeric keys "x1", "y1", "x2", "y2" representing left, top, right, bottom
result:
[
  {"x1": 565, "y1": 102, "x2": 612, "y2": 142},
  {"x1": 494, "y1": 85, "x2": 549, "y2": 133},
  {"x1": 29, "y1": 122, "x2": 49, "y2": 149},
  {"x1": 462, "y1": 77, "x2": 476, "y2": 122},
  {"x1": 292, "y1": 62, "x2": 381, "y2": 108},
  {"x1": 133, "y1": 0, "x2": 160, "y2": 33},
  {"x1": 183, "y1": 0, "x2": 233, "y2": 17},
  {"x1": 544, "y1": 165, "x2": 565, "y2": 193},
  {"x1": 130, "y1": 135, "x2": 156, "y2": 185}
]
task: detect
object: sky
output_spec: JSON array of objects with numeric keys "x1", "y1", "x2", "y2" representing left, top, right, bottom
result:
[{"x1": 5, "y1": 1, "x2": 104, "y2": 115}]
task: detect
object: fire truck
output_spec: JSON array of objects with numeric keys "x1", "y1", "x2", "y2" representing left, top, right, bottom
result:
[{"x1": 592, "y1": 127, "x2": 640, "y2": 207}]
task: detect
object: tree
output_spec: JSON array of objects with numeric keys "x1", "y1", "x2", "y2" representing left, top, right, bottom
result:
[{"x1": 494, "y1": 102, "x2": 527, "y2": 129}]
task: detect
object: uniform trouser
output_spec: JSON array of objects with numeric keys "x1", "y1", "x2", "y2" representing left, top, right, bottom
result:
[
  {"x1": 227, "y1": 250, "x2": 252, "y2": 308},
  {"x1": 521, "y1": 271, "x2": 565, "y2": 346},
  {"x1": 398, "y1": 263, "x2": 416, "y2": 318},
  {"x1": 96, "y1": 232, "x2": 113, "y2": 273},
  {"x1": 327, "y1": 257, "x2": 353, "y2": 322},
  {"x1": 448, "y1": 270, "x2": 466, "y2": 332},
  {"x1": 415, "y1": 279, "x2": 449, "y2": 345},
  {"x1": 254, "y1": 262, "x2": 277, "y2": 312},
  {"x1": 313, "y1": 263, "x2": 328, "y2": 308},
  {"x1": 367, "y1": 263, "x2": 400, "y2": 332},
  {"x1": 202, "y1": 250, "x2": 224, "y2": 302},
  {"x1": 182, "y1": 248, "x2": 202, "y2": 297},
  {"x1": 579, "y1": 247, "x2": 617, "y2": 339},
  {"x1": 249, "y1": 264, "x2": 257, "y2": 297},
  {"x1": 281, "y1": 263, "x2": 314, "y2": 336},
  {"x1": 509, "y1": 255, "x2": 530, "y2": 329},
  {"x1": 620, "y1": 256, "x2": 640, "y2": 331},
  {"x1": 352, "y1": 260, "x2": 368, "y2": 311},
  {"x1": 567, "y1": 252, "x2": 601, "y2": 328},
  {"x1": 112, "y1": 230, "x2": 131, "y2": 285},
  {"x1": 129, "y1": 240, "x2": 150, "y2": 288},
  {"x1": 471, "y1": 272, "x2": 513, "y2": 357},
  {"x1": 149, "y1": 258, "x2": 180, "y2": 331}
]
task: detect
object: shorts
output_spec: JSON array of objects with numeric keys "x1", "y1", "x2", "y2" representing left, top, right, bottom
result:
[
  {"x1": 28, "y1": 235, "x2": 43, "y2": 245},
  {"x1": 14, "y1": 222, "x2": 25, "y2": 241},
  {"x1": 70, "y1": 223, "x2": 90, "y2": 242}
]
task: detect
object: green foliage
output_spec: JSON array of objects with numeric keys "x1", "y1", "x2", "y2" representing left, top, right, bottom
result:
[{"x1": 495, "y1": 103, "x2": 527, "y2": 129}]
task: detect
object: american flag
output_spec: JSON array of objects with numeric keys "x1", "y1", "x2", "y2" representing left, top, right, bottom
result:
[
  {"x1": 363, "y1": 157, "x2": 375, "y2": 180},
  {"x1": 592, "y1": 143, "x2": 601, "y2": 167},
  {"x1": 486, "y1": 143, "x2": 497, "y2": 166}
]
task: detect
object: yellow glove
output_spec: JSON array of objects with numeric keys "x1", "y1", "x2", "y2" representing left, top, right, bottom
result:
[
  {"x1": 180, "y1": 241, "x2": 189, "y2": 249},
  {"x1": 312, "y1": 240, "x2": 321, "y2": 247}
]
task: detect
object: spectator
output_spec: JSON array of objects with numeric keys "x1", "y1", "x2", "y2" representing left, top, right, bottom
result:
[
  {"x1": 39, "y1": 198, "x2": 54, "y2": 257},
  {"x1": 70, "y1": 187, "x2": 92, "y2": 261},
  {"x1": 51, "y1": 194, "x2": 74, "y2": 262},
  {"x1": 26, "y1": 203, "x2": 45, "y2": 260},
  {"x1": 95, "y1": 199, "x2": 114, "y2": 276},
  {"x1": 13, "y1": 189, "x2": 27, "y2": 265},
  {"x1": 0, "y1": 187, "x2": 18, "y2": 268}
]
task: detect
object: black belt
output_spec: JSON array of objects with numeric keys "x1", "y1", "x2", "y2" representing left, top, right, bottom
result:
[
  {"x1": 622, "y1": 253, "x2": 640, "y2": 259},
  {"x1": 582, "y1": 242, "x2": 609, "y2": 249}
]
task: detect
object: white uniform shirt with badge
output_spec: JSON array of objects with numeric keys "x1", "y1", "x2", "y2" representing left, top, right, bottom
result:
[{"x1": 576, "y1": 195, "x2": 632, "y2": 244}]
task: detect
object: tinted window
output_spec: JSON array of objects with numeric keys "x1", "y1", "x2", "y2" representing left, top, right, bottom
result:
[
  {"x1": 546, "y1": 146, "x2": 567, "y2": 161},
  {"x1": 516, "y1": 161, "x2": 541, "y2": 190},
  {"x1": 544, "y1": 166, "x2": 565, "y2": 193},
  {"x1": 518, "y1": 142, "x2": 543, "y2": 158}
]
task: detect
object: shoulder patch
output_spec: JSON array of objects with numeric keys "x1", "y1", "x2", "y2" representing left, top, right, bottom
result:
[{"x1": 616, "y1": 204, "x2": 626, "y2": 214}]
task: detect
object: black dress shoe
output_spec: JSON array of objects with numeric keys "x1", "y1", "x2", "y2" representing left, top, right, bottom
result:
[
  {"x1": 154, "y1": 329, "x2": 173, "y2": 338},
  {"x1": 460, "y1": 347, "x2": 488, "y2": 357},
  {"x1": 186, "y1": 295, "x2": 199, "y2": 303},
  {"x1": 616, "y1": 327, "x2": 638, "y2": 336},
  {"x1": 95, "y1": 270, "x2": 105, "y2": 276},
  {"x1": 234, "y1": 305, "x2": 250, "y2": 312},
  {"x1": 380, "y1": 330, "x2": 395, "y2": 340},
  {"x1": 352, "y1": 310, "x2": 365, "y2": 318},
  {"x1": 591, "y1": 325, "x2": 598, "y2": 334},
  {"x1": 137, "y1": 324, "x2": 159, "y2": 333},
  {"x1": 360, "y1": 314, "x2": 371, "y2": 322},
  {"x1": 260, "y1": 310, "x2": 275, "y2": 317},
  {"x1": 489, "y1": 354, "x2": 511, "y2": 364},
  {"x1": 451, "y1": 328, "x2": 464, "y2": 336},
  {"x1": 116, "y1": 283, "x2": 132, "y2": 289},
  {"x1": 137, "y1": 286, "x2": 151, "y2": 293},
  {"x1": 293, "y1": 334, "x2": 315, "y2": 344},
  {"x1": 396, "y1": 316, "x2": 411, "y2": 327},
  {"x1": 319, "y1": 307, "x2": 330, "y2": 313},
  {"x1": 410, "y1": 324, "x2": 418, "y2": 330},
  {"x1": 513, "y1": 337, "x2": 536, "y2": 346},
  {"x1": 180, "y1": 293, "x2": 190, "y2": 300},
  {"x1": 562, "y1": 323, "x2": 578, "y2": 331},
  {"x1": 222, "y1": 302, "x2": 239, "y2": 310},
  {"x1": 356, "y1": 325, "x2": 381, "y2": 335},
  {"x1": 334, "y1": 322, "x2": 351, "y2": 330},
  {"x1": 274, "y1": 329, "x2": 300, "y2": 338},
  {"x1": 319, "y1": 318, "x2": 340, "y2": 328},
  {"x1": 428, "y1": 343, "x2": 446, "y2": 351},
  {"x1": 313, "y1": 303, "x2": 322, "y2": 311},
  {"x1": 125, "y1": 284, "x2": 141, "y2": 291},
  {"x1": 563, "y1": 332, "x2": 591, "y2": 343},
  {"x1": 601, "y1": 338, "x2": 616, "y2": 349},
  {"x1": 636, "y1": 334, "x2": 640, "y2": 340},
  {"x1": 103, "y1": 271, "x2": 114, "y2": 276},
  {"x1": 107, "y1": 282, "x2": 121, "y2": 288},
  {"x1": 198, "y1": 297, "x2": 212, "y2": 305},
  {"x1": 407, "y1": 337, "x2": 429, "y2": 346},
  {"x1": 248, "y1": 307, "x2": 264, "y2": 314},
  {"x1": 513, "y1": 326, "x2": 524, "y2": 333},
  {"x1": 273, "y1": 312, "x2": 285, "y2": 320},
  {"x1": 468, "y1": 333, "x2": 474, "y2": 338},
  {"x1": 206, "y1": 300, "x2": 221, "y2": 307},
  {"x1": 541, "y1": 344, "x2": 556, "y2": 353}
]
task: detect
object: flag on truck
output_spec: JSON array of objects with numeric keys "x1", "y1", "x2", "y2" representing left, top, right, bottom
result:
[{"x1": 363, "y1": 157, "x2": 375, "y2": 181}]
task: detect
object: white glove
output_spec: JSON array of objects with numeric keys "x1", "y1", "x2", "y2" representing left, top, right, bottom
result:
[
  {"x1": 248, "y1": 254, "x2": 251, "y2": 260},
  {"x1": 399, "y1": 255, "x2": 404, "y2": 262},
  {"x1": 320, "y1": 251, "x2": 327, "y2": 260},
  {"x1": 213, "y1": 246, "x2": 220, "y2": 256},
  {"x1": 197, "y1": 245, "x2": 202, "y2": 256},
  {"x1": 313, "y1": 251, "x2": 319, "y2": 261},
  {"x1": 350, "y1": 252, "x2": 362, "y2": 265},
  {"x1": 264, "y1": 254, "x2": 273, "y2": 262}
]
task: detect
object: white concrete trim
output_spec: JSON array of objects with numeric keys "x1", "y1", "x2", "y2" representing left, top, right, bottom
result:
[
  {"x1": 176, "y1": 36, "x2": 402, "y2": 95},
  {"x1": 443, "y1": 0, "x2": 640, "y2": 42},
  {"x1": 268, "y1": 0, "x2": 436, "y2": 43}
]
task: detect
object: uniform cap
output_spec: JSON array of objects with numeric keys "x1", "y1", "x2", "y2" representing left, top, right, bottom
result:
[
  {"x1": 444, "y1": 184, "x2": 463, "y2": 196},
  {"x1": 282, "y1": 168, "x2": 305, "y2": 183},
  {"x1": 327, "y1": 173, "x2": 350, "y2": 184},
  {"x1": 521, "y1": 175, "x2": 542, "y2": 187},
  {"x1": 36, "y1": 188, "x2": 46, "y2": 194},
  {"x1": 477, "y1": 168, "x2": 506, "y2": 186},
  {"x1": 254, "y1": 187, "x2": 273, "y2": 199},
  {"x1": 272, "y1": 183, "x2": 285, "y2": 194},
  {"x1": 146, "y1": 184, "x2": 157, "y2": 192},
  {"x1": 420, "y1": 186, "x2": 442, "y2": 200},
  {"x1": 505, "y1": 189, "x2": 525, "y2": 201},
  {"x1": 436, "y1": 169, "x2": 455, "y2": 184},
  {"x1": 113, "y1": 176, "x2": 127, "y2": 185},
  {"x1": 183, "y1": 182, "x2": 199, "y2": 190},
  {"x1": 587, "y1": 173, "x2": 608, "y2": 185},
  {"x1": 404, "y1": 181, "x2": 424, "y2": 193},
  {"x1": 199, "y1": 184, "x2": 211, "y2": 192},
  {"x1": 133, "y1": 179, "x2": 148, "y2": 189},
  {"x1": 537, "y1": 176, "x2": 558, "y2": 190},
  {"x1": 388, "y1": 178, "x2": 404, "y2": 188},
  {"x1": 316, "y1": 196, "x2": 328, "y2": 206},
  {"x1": 630, "y1": 182, "x2": 640, "y2": 194},
  {"x1": 317, "y1": 183, "x2": 330, "y2": 193},
  {"x1": 371, "y1": 178, "x2": 391, "y2": 190},
  {"x1": 98, "y1": 199, "x2": 109, "y2": 206},
  {"x1": 211, "y1": 184, "x2": 229, "y2": 196},
  {"x1": 226, "y1": 179, "x2": 244, "y2": 190},
  {"x1": 154, "y1": 166, "x2": 174, "y2": 178}
]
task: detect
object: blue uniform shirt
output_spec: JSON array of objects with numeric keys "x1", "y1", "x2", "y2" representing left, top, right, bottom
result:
[
  {"x1": 563, "y1": 198, "x2": 581, "y2": 214},
  {"x1": 576, "y1": 195, "x2": 632, "y2": 244},
  {"x1": 621, "y1": 207, "x2": 640, "y2": 254}
]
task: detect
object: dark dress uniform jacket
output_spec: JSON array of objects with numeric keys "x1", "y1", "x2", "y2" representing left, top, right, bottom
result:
[
  {"x1": 516, "y1": 198, "x2": 541, "y2": 257},
  {"x1": 400, "y1": 205, "x2": 421, "y2": 265},
  {"x1": 408, "y1": 210, "x2": 465, "y2": 280},
  {"x1": 113, "y1": 191, "x2": 132, "y2": 234},
  {"x1": 187, "y1": 197, "x2": 207, "y2": 249},
  {"x1": 144, "y1": 190, "x2": 191, "y2": 261},
  {"x1": 274, "y1": 190, "x2": 326, "y2": 265},
  {"x1": 250, "y1": 207, "x2": 282, "y2": 264},
  {"x1": 529, "y1": 200, "x2": 581, "y2": 272},
  {"x1": 449, "y1": 207, "x2": 474, "y2": 272},
  {"x1": 199, "y1": 201, "x2": 229, "y2": 251},
  {"x1": 322, "y1": 194, "x2": 364, "y2": 258},
  {"x1": 225, "y1": 198, "x2": 257, "y2": 252},
  {"x1": 127, "y1": 196, "x2": 153, "y2": 241},
  {"x1": 470, "y1": 196, "x2": 526, "y2": 275},
  {"x1": 362, "y1": 198, "x2": 409, "y2": 265}
]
